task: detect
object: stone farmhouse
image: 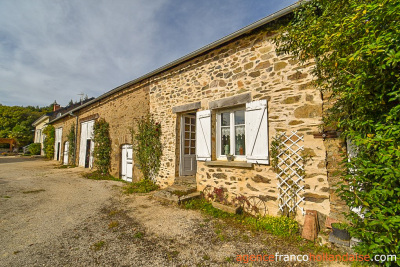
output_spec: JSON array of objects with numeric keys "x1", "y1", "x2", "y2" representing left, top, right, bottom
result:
[{"x1": 49, "y1": 3, "x2": 347, "y2": 224}]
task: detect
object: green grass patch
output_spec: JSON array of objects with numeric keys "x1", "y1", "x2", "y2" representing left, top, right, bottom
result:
[
  {"x1": 108, "y1": 221, "x2": 119, "y2": 229},
  {"x1": 123, "y1": 179, "x2": 159, "y2": 194},
  {"x1": 183, "y1": 199, "x2": 298, "y2": 238},
  {"x1": 134, "y1": 231, "x2": 144, "y2": 239},
  {"x1": 2, "y1": 196, "x2": 11, "y2": 198},
  {"x1": 92, "y1": 240, "x2": 105, "y2": 251},
  {"x1": 55, "y1": 164, "x2": 77, "y2": 169},
  {"x1": 83, "y1": 171, "x2": 125, "y2": 182}
]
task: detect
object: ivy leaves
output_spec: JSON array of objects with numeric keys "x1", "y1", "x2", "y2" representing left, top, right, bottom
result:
[
  {"x1": 131, "y1": 115, "x2": 162, "y2": 181},
  {"x1": 93, "y1": 119, "x2": 111, "y2": 175},
  {"x1": 274, "y1": 0, "x2": 400, "y2": 261},
  {"x1": 42, "y1": 125, "x2": 55, "y2": 159}
]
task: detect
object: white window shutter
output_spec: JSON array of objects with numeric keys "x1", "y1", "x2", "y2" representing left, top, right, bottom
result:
[
  {"x1": 196, "y1": 110, "x2": 211, "y2": 161},
  {"x1": 245, "y1": 100, "x2": 269, "y2": 164}
]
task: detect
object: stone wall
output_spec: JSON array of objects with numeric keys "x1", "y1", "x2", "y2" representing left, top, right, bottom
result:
[
  {"x1": 52, "y1": 115, "x2": 76, "y2": 163},
  {"x1": 147, "y1": 25, "x2": 331, "y2": 220},
  {"x1": 52, "y1": 82, "x2": 149, "y2": 179}
]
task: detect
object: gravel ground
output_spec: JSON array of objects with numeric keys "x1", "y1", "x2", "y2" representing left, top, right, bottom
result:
[{"x1": 0, "y1": 157, "x2": 344, "y2": 266}]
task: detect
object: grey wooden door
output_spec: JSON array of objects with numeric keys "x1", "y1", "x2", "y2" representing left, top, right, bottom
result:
[{"x1": 180, "y1": 114, "x2": 197, "y2": 176}]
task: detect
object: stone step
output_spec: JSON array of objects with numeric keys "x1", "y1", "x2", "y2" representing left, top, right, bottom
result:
[
  {"x1": 178, "y1": 191, "x2": 201, "y2": 203},
  {"x1": 153, "y1": 183, "x2": 200, "y2": 204},
  {"x1": 173, "y1": 176, "x2": 197, "y2": 187}
]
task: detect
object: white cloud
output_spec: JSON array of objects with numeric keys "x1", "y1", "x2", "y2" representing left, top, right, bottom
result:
[{"x1": 0, "y1": 0, "x2": 296, "y2": 107}]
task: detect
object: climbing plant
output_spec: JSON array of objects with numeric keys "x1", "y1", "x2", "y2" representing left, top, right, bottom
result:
[
  {"x1": 93, "y1": 119, "x2": 111, "y2": 175},
  {"x1": 131, "y1": 115, "x2": 162, "y2": 181},
  {"x1": 42, "y1": 125, "x2": 55, "y2": 159},
  {"x1": 274, "y1": 0, "x2": 400, "y2": 261},
  {"x1": 67, "y1": 124, "x2": 75, "y2": 165}
]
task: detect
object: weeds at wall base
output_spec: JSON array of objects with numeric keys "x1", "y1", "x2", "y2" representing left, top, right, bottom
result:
[
  {"x1": 83, "y1": 171, "x2": 125, "y2": 182},
  {"x1": 123, "y1": 179, "x2": 159, "y2": 194},
  {"x1": 183, "y1": 199, "x2": 339, "y2": 255}
]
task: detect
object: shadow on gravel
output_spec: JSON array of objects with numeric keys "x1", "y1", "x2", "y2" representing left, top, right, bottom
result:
[{"x1": 0, "y1": 157, "x2": 44, "y2": 164}]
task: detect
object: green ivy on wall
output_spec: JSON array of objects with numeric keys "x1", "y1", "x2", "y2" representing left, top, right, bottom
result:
[
  {"x1": 93, "y1": 119, "x2": 111, "y2": 175},
  {"x1": 67, "y1": 124, "x2": 75, "y2": 165},
  {"x1": 42, "y1": 125, "x2": 55, "y2": 159},
  {"x1": 131, "y1": 115, "x2": 162, "y2": 181}
]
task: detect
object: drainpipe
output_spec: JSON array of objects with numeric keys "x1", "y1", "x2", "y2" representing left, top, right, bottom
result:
[{"x1": 69, "y1": 111, "x2": 79, "y2": 165}]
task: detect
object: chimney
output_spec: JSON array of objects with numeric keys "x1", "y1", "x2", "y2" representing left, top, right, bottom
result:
[{"x1": 53, "y1": 100, "x2": 60, "y2": 112}]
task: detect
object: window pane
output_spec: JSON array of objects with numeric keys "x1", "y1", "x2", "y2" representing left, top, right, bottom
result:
[
  {"x1": 221, "y1": 127, "x2": 230, "y2": 155},
  {"x1": 235, "y1": 125, "x2": 245, "y2": 155},
  {"x1": 184, "y1": 147, "x2": 189, "y2": 154},
  {"x1": 190, "y1": 148, "x2": 196, "y2": 155},
  {"x1": 221, "y1": 112, "x2": 230, "y2": 126},
  {"x1": 234, "y1": 110, "x2": 245, "y2": 125}
]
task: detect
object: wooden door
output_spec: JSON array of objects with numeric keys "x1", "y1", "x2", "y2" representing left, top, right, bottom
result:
[
  {"x1": 63, "y1": 141, "x2": 69, "y2": 165},
  {"x1": 121, "y1": 144, "x2": 133, "y2": 182},
  {"x1": 180, "y1": 114, "x2": 197, "y2": 176}
]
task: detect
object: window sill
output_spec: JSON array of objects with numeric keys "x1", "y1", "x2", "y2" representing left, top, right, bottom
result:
[{"x1": 204, "y1": 161, "x2": 253, "y2": 168}]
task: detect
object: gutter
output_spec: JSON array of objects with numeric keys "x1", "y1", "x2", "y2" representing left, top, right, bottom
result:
[{"x1": 49, "y1": 1, "x2": 305, "y2": 124}]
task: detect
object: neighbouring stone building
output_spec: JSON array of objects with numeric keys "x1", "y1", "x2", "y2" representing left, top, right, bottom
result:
[
  {"x1": 50, "y1": 82, "x2": 149, "y2": 179},
  {"x1": 49, "y1": 3, "x2": 347, "y2": 224}
]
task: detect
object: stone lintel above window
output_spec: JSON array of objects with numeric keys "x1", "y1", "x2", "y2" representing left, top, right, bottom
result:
[
  {"x1": 172, "y1": 101, "x2": 201, "y2": 113},
  {"x1": 209, "y1": 93, "x2": 251, "y2": 110},
  {"x1": 204, "y1": 161, "x2": 253, "y2": 168}
]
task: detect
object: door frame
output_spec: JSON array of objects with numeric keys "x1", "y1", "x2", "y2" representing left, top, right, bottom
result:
[
  {"x1": 179, "y1": 113, "x2": 196, "y2": 176},
  {"x1": 63, "y1": 141, "x2": 69, "y2": 165},
  {"x1": 121, "y1": 144, "x2": 133, "y2": 182}
]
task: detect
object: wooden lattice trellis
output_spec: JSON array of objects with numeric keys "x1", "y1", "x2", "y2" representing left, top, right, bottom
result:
[{"x1": 276, "y1": 131, "x2": 305, "y2": 217}]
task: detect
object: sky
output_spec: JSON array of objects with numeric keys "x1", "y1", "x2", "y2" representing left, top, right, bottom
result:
[{"x1": 0, "y1": 0, "x2": 296, "y2": 107}]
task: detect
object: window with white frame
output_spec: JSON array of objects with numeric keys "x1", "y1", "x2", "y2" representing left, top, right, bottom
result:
[
  {"x1": 196, "y1": 99, "x2": 269, "y2": 164},
  {"x1": 217, "y1": 108, "x2": 246, "y2": 158}
]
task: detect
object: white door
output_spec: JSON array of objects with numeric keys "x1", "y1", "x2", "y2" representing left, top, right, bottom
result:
[
  {"x1": 63, "y1": 141, "x2": 69, "y2": 165},
  {"x1": 121, "y1": 144, "x2": 133, "y2": 182},
  {"x1": 54, "y1": 128, "x2": 63, "y2": 161},
  {"x1": 180, "y1": 114, "x2": 197, "y2": 176},
  {"x1": 79, "y1": 120, "x2": 95, "y2": 168}
]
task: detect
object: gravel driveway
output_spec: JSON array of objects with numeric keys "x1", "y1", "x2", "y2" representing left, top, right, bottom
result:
[{"x1": 0, "y1": 157, "x2": 340, "y2": 266}]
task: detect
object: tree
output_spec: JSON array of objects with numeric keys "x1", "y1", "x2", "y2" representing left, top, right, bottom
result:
[{"x1": 274, "y1": 0, "x2": 400, "y2": 262}]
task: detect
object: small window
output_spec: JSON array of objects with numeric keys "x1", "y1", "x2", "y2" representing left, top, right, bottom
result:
[{"x1": 217, "y1": 108, "x2": 246, "y2": 158}]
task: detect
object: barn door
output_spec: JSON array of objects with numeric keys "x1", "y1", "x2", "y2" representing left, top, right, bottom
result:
[
  {"x1": 180, "y1": 114, "x2": 197, "y2": 176},
  {"x1": 121, "y1": 144, "x2": 133, "y2": 182},
  {"x1": 79, "y1": 120, "x2": 94, "y2": 168},
  {"x1": 63, "y1": 141, "x2": 69, "y2": 165}
]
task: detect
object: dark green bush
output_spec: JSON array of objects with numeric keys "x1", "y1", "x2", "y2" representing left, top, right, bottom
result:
[
  {"x1": 28, "y1": 143, "x2": 41, "y2": 155},
  {"x1": 42, "y1": 125, "x2": 55, "y2": 159}
]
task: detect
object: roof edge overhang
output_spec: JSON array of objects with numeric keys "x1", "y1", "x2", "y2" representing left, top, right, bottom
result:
[
  {"x1": 32, "y1": 114, "x2": 50, "y2": 127},
  {"x1": 50, "y1": 1, "x2": 305, "y2": 124}
]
